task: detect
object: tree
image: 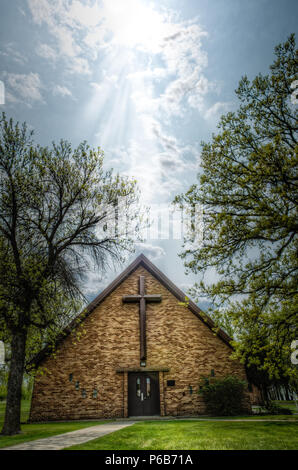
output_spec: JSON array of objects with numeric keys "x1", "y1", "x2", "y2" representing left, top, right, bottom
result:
[
  {"x1": 174, "y1": 35, "x2": 298, "y2": 384},
  {"x1": 0, "y1": 113, "x2": 143, "y2": 435}
]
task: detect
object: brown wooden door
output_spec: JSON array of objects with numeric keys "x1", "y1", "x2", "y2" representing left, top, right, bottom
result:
[{"x1": 128, "y1": 372, "x2": 160, "y2": 416}]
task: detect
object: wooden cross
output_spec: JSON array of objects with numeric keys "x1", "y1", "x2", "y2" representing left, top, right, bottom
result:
[{"x1": 122, "y1": 275, "x2": 162, "y2": 361}]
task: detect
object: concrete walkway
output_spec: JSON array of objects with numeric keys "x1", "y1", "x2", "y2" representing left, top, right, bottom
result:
[{"x1": 2, "y1": 421, "x2": 135, "y2": 450}]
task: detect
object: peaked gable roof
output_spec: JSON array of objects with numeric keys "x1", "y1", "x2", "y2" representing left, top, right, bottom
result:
[{"x1": 31, "y1": 253, "x2": 233, "y2": 368}]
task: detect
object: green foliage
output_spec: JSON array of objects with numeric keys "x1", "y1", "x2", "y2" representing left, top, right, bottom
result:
[
  {"x1": 174, "y1": 35, "x2": 298, "y2": 383},
  {"x1": 0, "y1": 369, "x2": 33, "y2": 401},
  {"x1": 264, "y1": 401, "x2": 292, "y2": 415},
  {"x1": 0, "y1": 112, "x2": 144, "y2": 362},
  {"x1": 21, "y1": 376, "x2": 33, "y2": 401},
  {"x1": 0, "y1": 367, "x2": 7, "y2": 401},
  {"x1": 0, "y1": 113, "x2": 144, "y2": 433},
  {"x1": 0, "y1": 385, "x2": 6, "y2": 401},
  {"x1": 198, "y1": 375, "x2": 248, "y2": 416}
]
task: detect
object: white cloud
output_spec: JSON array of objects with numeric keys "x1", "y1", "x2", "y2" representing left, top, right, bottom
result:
[
  {"x1": 36, "y1": 43, "x2": 57, "y2": 61},
  {"x1": 28, "y1": 0, "x2": 96, "y2": 74},
  {"x1": 0, "y1": 43, "x2": 27, "y2": 65},
  {"x1": 90, "y1": 72, "x2": 119, "y2": 93},
  {"x1": 67, "y1": 0, "x2": 103, "y2": 28},
  {"x1": 204, "y1": 101, "x2": 232, "y2": 120},
  {"x1": 82, "y1": 241, "x2": 165, "y2": 297},
  {"x1": 27, "y1": 0, "x2": 52, "y2": 24},
  {"x1": 130, "y1": 90, "x2": 158, "y2": 116},
  {"x1": 125, "y1": 17, "x2": 210, "y2": 118},
  {"x1": 106, "y1": 133, "x2": 197, "y2": 207},
  {"x1": 5, "y1": 90, "x2": 19, "y2": 104},
  {"x1": 26, "y1": 1, "x2": 209, "y2": 202},
  {"x1": 27, "y1": 0, "x2": 211, "y2": 113},
  {"x1": 67, "y1": 57, "x2": 91, "y2": 75},
  {"x1": 127, "y1": 68, "x2": 167, "y2": 82},
  {"x1": 52, "y1": 84, "x2": 72, "y2": 97},
  {"x1": 150, "y1": 121, "x2": 198, "y2": 174},
  {"x1": 179, "y1": 282, "x2": 193, "y2": 293},
  {"x1": 99, "y1": 0, "x2": 170, "y2": 53},
  {"x1": 2, "y1": 72, "x2": 44, "y2": 106},
  {"x1": 135, "y1": 243, "x2": 166, "y2": 261},
  {"x1": 156, "y1": 27, "x2": 209, "y2": 116}
]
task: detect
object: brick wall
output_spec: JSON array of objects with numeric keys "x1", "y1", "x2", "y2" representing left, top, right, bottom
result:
[{"x1": 30, "y1": 266, "x2": 250, "y2": 421}]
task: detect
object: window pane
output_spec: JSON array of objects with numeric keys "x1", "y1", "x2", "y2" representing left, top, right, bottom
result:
[
  {"x1": 136, "y1": 377, "x2": 141, "y2": 397},
  {"x1": 146, "y1": 377, "x2": 151, "y2": 398}
]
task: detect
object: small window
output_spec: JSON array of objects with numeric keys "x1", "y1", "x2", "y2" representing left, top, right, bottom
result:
[
  {"x1": 167, "y1": 380, "x2": 175, "y2": 387},
  {"x1": 75, "y1": 381, "x2": 79, "y2": 390},
  {"x1": 69, "y1": 373, "x2": 73, "y2": 382},
  {"x1": 93, "y1": 389, "x2": 98, "y2": 398},
  {"x1": 82, "y1": 389, "x2": 87, "y2": 398},
  {"x1": 136, "y1": 377, "x2": 141, "y2": 397},
  {"x1": 189, "y1": 385, "x2": 193, "y2": 395},
  {"x1": 146, "y1": 377, "x2": 151, "y2": 398},
  {"x1": 211, "y1": 369, "x2": 215, "y2": 377}
]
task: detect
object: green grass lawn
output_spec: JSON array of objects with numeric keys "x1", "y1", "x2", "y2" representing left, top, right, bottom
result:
[
  {"x1": 273, "y1": 400, "x2": 298, "y2": 413},
  {"x1": 0, "y1": 399, "x2": 31, "y2": 425},
  {"x1": 66, "y1": 420, "x2": 298, "y2": 450},
  {"x1": 0, "y1": 400, "x2": 108, "y2": 449},
  {"x1": 251, "y1": 401, "x2": 298, "y2": 415},
  {"x1": 0, "y1": 399, "x2": 297, "y2": 450},
  {"x1": 195, "y1": 414, "x2": 298, "y2": 420},
  {"x1": 0, "y1": 420, "x2": 110, "y2": 449}
]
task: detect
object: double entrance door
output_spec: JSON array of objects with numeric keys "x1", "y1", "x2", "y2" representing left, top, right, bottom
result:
[{"x1": 128, "y1": 372, "x2": 160, "y2": 416}]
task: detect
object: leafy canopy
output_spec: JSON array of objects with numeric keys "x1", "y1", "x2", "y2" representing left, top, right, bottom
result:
[
  {"x1": 0, "y1": 113, "x2": 143, "y2": 364},
  {"x1": 174, "y1": 35, "x2": 298, "y2": 383}
]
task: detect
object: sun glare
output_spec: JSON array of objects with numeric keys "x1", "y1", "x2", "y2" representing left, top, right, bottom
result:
[{"x1": 102, "y1": 0, "x2": 168, "y2": 52}]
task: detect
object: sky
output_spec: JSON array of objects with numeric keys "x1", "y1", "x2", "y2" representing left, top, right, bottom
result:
[{"x1": 0, "y1": 0, "x2": 297, "y2": 307}]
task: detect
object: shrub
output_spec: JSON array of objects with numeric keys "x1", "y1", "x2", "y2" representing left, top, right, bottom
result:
[{"x1": 199, "y1": 375, "x2": 248, "y2": 416}]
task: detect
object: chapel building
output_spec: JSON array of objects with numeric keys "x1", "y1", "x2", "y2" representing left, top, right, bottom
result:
[{"x1": 30, "y1": 254, "x2": 253, "y2": 421}]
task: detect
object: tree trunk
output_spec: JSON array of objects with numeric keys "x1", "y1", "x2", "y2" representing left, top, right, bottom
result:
[
  {"x1": 1, "y1": 330, "x2": 27, "y2": 435},
  {"x1": 260, "y1": 384, "x2": 269, "y2": 406}
]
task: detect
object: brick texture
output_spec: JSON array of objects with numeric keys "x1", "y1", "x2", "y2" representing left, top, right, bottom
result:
[{"x1": 30, "y1": 266, "x2": 251, "y2": 421}]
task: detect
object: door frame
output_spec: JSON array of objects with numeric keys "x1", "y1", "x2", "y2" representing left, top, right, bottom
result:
[{"x1": 127, "y1": 371, "x2": 161, "y2": 417}]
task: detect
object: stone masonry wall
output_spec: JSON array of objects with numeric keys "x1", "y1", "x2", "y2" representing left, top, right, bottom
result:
[{"x1": 30, "y1": 266, "x2": 250, "y2": 421}]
